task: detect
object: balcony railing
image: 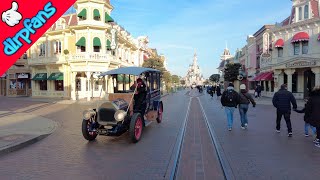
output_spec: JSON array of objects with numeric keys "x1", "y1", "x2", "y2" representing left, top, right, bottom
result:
[{"x1": 28, "y1": 54, "x2": 67, "y2": 65}]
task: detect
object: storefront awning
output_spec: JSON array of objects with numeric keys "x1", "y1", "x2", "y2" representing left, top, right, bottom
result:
[
  {"x1": 32, "y1": 73, "x2": 47, "y2": 81},
  {"x1": 78, "y1": 9, "x2": 87, "y2": 18},
  {"x1": 76, "y1": 37, "x2": 86, "y2": 47},
  {"x1": 48, "y1": 73, "x2": 63, "y2": 80},
  {"x1": 260, "y1": 72, "x2": 273, "y2": 81},
  {"x1": 274, "y1": 39, "x2": 284, "y2": 48},
  {"x1": 105, "y1": 12, "x2": 114, "y2": 23},
  {"x1": 291, "y1": 32, "x2": 309, "y2": 43},
  {"x1": 93, "y1": 9, "x2": 100, "y2": 18},
  {"x1": 106, "y1": 39, "x2": 111, "y2": 48},
  {"x1": 93, "y1": 37, "x2": 101, "y2": 47},
  {"x1": 252, "y1": 73, "x2": 265, "y2": 81}
]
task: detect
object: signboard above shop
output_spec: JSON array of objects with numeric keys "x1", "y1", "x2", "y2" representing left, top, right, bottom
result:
[
  {"x1": 285, "y1": 60, "x2": 317, "y2": 68},
  {"x1": 17, "y1": 73, "x2": 29, "y2": 78}
]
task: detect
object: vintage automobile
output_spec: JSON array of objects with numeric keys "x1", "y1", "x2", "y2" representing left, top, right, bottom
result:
[{"x1": 81, "y1": 67, "x2": 164, "y2": 143}]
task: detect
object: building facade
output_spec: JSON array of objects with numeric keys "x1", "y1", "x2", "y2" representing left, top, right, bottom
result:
[
  {"x1": 271, "y1": 0, "x2": 320, "y2": 99},
  {"x1": 13, "y1": 0, "x2": 152, "y2": 100}
]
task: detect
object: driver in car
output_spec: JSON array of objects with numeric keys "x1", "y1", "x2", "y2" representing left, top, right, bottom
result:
[{"x1": 133, "y1": 78, "x2": 147, "y2": 118}]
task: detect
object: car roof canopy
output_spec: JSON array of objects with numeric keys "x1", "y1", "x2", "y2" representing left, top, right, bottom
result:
[{"x1": 99, "y1": 67, "x2": 160, "y2": 77}]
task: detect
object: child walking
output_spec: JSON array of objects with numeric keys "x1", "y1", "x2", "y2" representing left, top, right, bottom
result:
[{"x1": 294, "y1": 99, "x2": 317, "y2": 137}]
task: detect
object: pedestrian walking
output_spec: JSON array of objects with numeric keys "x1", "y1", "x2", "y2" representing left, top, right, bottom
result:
[
  {"x1": 303, "y1": 86, "x2": 320, "y2": 148},
  {"x1": 238, "y1": 84, "x2": 256, "y2": 129},
  {"x1": 272, "y1": 84, "x2": 297, "y2": 137},
  {"x1": 216, "y1": 85, "x2": 222, "y2": 100},
  {"x1": 294, "y1": 98, "x2": 316, "y2": 137},
  {"x1": 221, "y1": 83, "x2": 240, "y2": 131},
  {"x1": 255, "y1": 84, "x2": 262, "y2": 98}
]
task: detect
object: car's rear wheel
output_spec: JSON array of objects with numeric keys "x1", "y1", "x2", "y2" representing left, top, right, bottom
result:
[
  {"x1": 156, "y1": 102, "x2": 163, "y2": 123},
  {"x1": 82, "y1": 119, "x2": 97, "y2": 141},
  {"x1": 129, "y1": 113, "x2": 143, "y2": 143}
]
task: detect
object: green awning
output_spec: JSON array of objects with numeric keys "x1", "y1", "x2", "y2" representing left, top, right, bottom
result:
[
  {"x1": 32, "y1": 73, "x2": 47, "y2": 81},
  {"x1": 78, "y1": 9, "x2": 87, "y2": 18},
  {"x1": 117, "y1": 74, "x2": 123, "y2": 82},
  {"x1": 105, "y1": 12, "x2": 114, "y2": 22},
  {"x1": 106, "y1": 39, "x2": 111, "y2": 48},
  {"x1": 93, "y1": 37, "x2": 101, "y2": 47},
  {"x1": 76, "y1": 37, "x2": 86, "y2": 47},
  {"x1": 93, "y1": 9, "x2": 100, "y2": 18},
  {"x1": 48, "y1": 73, "x2": 63, "y2": 80}
]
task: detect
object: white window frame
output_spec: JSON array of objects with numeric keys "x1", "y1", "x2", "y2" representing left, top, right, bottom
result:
[{"x1": 39, "y1": 43, "x2": 46, "y2": 57}]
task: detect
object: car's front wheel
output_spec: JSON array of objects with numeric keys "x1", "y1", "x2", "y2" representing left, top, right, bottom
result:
[
  {"x1": 129, "y1": 113, "x2": 143, "y2": 143},
  {"x1": 82, "y1": 119, "x2": 97, "y2": 141}
]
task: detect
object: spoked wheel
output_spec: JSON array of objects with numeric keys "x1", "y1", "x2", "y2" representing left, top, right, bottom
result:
[
  {"x1": 82, "y1": 119, "x2": 98, "y2": 141},
  {"x1": 156, "y1": 102, "x2": 163, "y2": 123},
  {"x1": 129, "y1": 113, "x2": 143, "y2": 143}
]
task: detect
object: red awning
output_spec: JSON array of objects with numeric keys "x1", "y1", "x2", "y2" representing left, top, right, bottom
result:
[
  {"x1": 260, "y1": 72, "x2": 273, "y2": 81},
  {"x1": 143, "y1": 54, "x2": 148, "y2": 60},
  {"x1": 274, "y1": 39, "x2": 284, "y2": 48},
  {"x1": 252, "y1": 73, "x2": 265, "y2": 81},
  {"x1": 291, "y1": 32, "x2": 309, "y2": 43},
  {"x1": 318, "y1": 34, "x2": 320, "y2": 41}
]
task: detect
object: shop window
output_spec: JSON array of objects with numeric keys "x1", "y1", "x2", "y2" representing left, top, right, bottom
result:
[
  {"x1": 304, "y1": 5, "x2": 309, "y2": 19},
  {"x1": 76, "y1": 79, "x2": 81, "y2": 91},
  {"x1": 39, "y1": 80, "x2": 47, "y2": 91},
  {"x1": 95, "y1": 81, "x2": 99, "y2": 91},
  {"x1": 39, "y1": 43, "x2": 46, "y2": 56},
  {"x1": 93, "y1": 46, "x2": 100, "y2": 52},
  {"x1": 294, "y1": 42, "x2": 300, "y2": 55},
  {"x1": 9, "y1": 80, "x2": 16, "y2": 89},
  {"x1": 292, "y1": 73, "x2": 298, "y2": 93},
  {"x1": 302, "y1": 41, "x2": 308, "y2": 54},
  {"x1": 28, "y1": 80, "x2": 31, "y2": 89},
  {"x1": 266, "y1": 81, "x2": 269, "y2": 92},
  {"x1": 299, "y1": 7, "x2": 302, "y2": 20},
  {"x1": 77, "y1": 46, "x2": 86, "y2": 52},
  {"x1": 55, "y1": 80, "x2": 64, "y2": 91},
  {"x1": 271, "y1": 81, "x2": 275, "y2": 92},
  {"x1": 54, "y1": 41, "x2": 62, "y2": 54},
  {"x1": 278, "y1": 47, "x2": 283, "y2": 57}
]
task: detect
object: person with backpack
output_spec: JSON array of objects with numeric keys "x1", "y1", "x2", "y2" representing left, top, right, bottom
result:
[
  {"x1": 238, "y1": 84, "x2": 256, "y2": 129},
  {"x1": 221, "y1": 83, "x2": 240, "y2": 131}
]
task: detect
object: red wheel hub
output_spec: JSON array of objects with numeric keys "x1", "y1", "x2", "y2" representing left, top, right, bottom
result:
[{"x1": 135, "y1": 117, "x2": 142, "y2": 139}]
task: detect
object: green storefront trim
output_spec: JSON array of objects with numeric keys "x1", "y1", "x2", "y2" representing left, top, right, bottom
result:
[
  {"x1": 106, "y1": 39, "x2": 111, "y2": 48},
  {"x1": 32, "y1": 73, "x2": 47, "y2": 81},
  {"x1": 78, "y1": 9, "x2": 87, "y2": 18},
  {"x1": 76, "y1": 37, "x2": 86, "y2": 47},
  {"x1": 93, "y1": 9, "x2": 100, "y2": 18},
  {"x1": 48, "y1": 73, "x2": 63, "y2": 80},
  {"x1": 105, "y1": 12, "x2": 114, "y2": 23},
  {"x1": 93, "y1": 37, "x2": 101, "y2": 47}
]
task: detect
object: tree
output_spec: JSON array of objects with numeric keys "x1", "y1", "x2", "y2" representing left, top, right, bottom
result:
[
  {"x1": 142, "y1": 57, "x2": 166, "y2": 74},
  {"x1": 180, "y1": 79, "x2": 186, "y2": 85},
  {"x1": 224, "y1": 63, "x2": 242, "y2": 82},
  {"x1": 171, "y1": 75, "x2": 180, "y2": 84},
  {"x1": 209, "y1": 74, "x2": 220, "y2": 83}
]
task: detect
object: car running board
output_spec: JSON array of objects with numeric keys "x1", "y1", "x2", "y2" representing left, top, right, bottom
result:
[{"x1": 144, "y1": 120, "x2": 153, "y2": 127}]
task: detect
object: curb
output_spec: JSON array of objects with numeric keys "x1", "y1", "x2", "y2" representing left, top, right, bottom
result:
[
  {"x1": 0, "y1": 133, "x2": 50, "y2": 157},
  {"x1": 0, "y1": 120, "x2": 58, "y2": 157}
]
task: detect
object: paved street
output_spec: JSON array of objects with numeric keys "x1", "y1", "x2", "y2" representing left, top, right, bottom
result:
[{"x1": 1, "y1": 90, "x2": 320, "y2": 180}]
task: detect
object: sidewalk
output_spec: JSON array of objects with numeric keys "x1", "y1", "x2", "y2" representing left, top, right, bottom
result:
[
  {"x1": 253, "y1": 96, "x2": 305, "y2": 107},
  {"x1": 0, "y1": 111, "x2": 57, "y2": 157}
]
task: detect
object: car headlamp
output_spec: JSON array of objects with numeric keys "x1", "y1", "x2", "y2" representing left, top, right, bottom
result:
[
  {"x1": 114, "y1": 110, "x2": 126, "y2": 122},
  {"x1": 83, "y1": 110, "x2": 95, "y2": 120}
]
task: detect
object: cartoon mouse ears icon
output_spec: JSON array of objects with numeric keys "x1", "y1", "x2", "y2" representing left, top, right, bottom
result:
[{"x1": 2, "y1": 1, "x2": 22, "y2": 27}]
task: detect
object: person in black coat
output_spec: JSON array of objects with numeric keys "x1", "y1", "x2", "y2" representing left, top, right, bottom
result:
[
  {"x1": 294, "y1": 98, "x2": 316, "y2": 137},
  {"x1": 216, "y1": 85, "x2": 221, "y2": 100},
  {"x1": 272, "y1": 84, "x2": 297, "y2": 137},
  {"x1": 133, "y1": 78, "x2": 147, "y2": 117},
  {"x1": 304, "y1": 86, "x2": 320, "y2": 147}
]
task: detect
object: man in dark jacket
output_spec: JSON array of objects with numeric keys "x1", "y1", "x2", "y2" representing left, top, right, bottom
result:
[
  {"x1": 221, "y1": 83, "x2": 240, "y2": 131},
  {"x1": 304, "y1": 86, "x2": 320, "y2": 147},
  {"x1": 272, "y1": 84, "x2": 297, "y2": 137},
  {"x1": 133, "y1": 78, "x2": 147, "y2": 117}
]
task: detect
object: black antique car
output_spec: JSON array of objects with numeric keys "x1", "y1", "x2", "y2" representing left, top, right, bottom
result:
[{"x1": 82, "y1": 67, "x2": 163, "y2": 143}]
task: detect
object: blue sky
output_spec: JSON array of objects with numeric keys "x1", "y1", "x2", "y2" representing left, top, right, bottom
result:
[{"x1": 68, "y1": 0, "x2": 293, "y2": 78}]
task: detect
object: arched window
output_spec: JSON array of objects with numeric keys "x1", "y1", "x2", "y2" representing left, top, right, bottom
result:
[
  {"x1": 304, "y1": 5, "x2": 309, "y2": 19},
  {"x1": 299, "y1": 7, "x2": 302, "y2": 20}
]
